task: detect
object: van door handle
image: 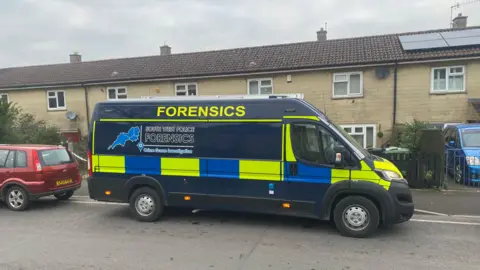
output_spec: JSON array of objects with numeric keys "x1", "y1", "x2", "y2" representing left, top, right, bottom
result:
[{"x1": 289, "y1": 163, "x2": 298, "y2": 176}]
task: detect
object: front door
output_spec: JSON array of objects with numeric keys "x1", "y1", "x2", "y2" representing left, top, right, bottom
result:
[{"x1": 284, "y1": 122, "x2": 352, "y2": 202}]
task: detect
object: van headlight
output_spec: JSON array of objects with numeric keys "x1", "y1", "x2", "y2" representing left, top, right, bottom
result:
[
  {"x1": 375, "y1": 170, "x2": 405, "y2": 182},
  {"x1": 466, "y1": 156, "x2": 480, "y2": 166}
]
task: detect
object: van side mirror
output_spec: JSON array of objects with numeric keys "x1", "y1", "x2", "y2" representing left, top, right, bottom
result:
[
  {"x1": 448, "y1": 140, "x2": 455, "y2": 147},
  {"x1": 333, "y1": 145, "x2": 350, "y2": 168}
]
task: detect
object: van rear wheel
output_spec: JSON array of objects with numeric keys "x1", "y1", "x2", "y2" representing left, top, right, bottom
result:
[
  {"x1": 129, "y1": 187, "x2": 164, "y2": 222},
  {"x1": 333, "y1": 196, "x2": 379, "y2": 238}
]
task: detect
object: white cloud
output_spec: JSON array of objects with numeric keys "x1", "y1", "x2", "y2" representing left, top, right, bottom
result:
[{"x1": 0, "y1": 0, "x2": 479, "y2": 68}]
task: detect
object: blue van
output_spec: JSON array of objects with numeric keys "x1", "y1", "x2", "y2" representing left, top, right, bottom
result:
[
  {"x1": 87, "y1": 94, "x2": 414, "y2": 238},
  {"x1": 444, "y1": 124, "x2": 480, "y2": 184}
]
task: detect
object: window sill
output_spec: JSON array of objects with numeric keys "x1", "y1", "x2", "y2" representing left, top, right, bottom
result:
[
  {"x1": 47, "y1": 108, "x2": 68, "y2": 112},
  {"x1": 332, "y1": 94, "x2": 364, "y2": 100},
  {"x1": 429, "y1": 91, "x2": 466, "y2": 96}
]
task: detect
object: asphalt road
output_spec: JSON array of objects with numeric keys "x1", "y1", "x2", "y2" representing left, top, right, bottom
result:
[
  {"x1": 412, "y1": 189, "x2": 480, "y2": 216},
  {"x1": 1, "y1": 197, "x2": 480, "y2": 270},
  {"x1": 75, "y1": 180, "x2": 480, "y2": 216}
]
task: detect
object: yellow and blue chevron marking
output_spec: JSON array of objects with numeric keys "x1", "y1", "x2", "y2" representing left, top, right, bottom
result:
[
  {"x1": 91, "y1": 155, "x2": 358, "y2": 184},
  {"x1": 92, "y1": 155, "x2": 283, "y2": 181}
]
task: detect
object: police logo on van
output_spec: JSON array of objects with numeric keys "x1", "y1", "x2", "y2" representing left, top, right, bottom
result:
[
  {"x1": 108, "y1": 126, "x2": 141, "y2": 150},
  {"x1": 107, "y1": 124, "x2": 195, "y2": 155}
]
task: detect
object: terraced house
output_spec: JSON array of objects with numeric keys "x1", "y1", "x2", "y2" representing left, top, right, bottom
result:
[{"x1": 1, "y1": 14, "x2": 480, "y2": 148}]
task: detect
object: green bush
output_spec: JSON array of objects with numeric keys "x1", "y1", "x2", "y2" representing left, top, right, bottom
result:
[
  {"x1": 397, "y1": 119, "x2": 428, "y2": 153},
  {"x1": 0, "y1": 101, "x2": 62, "y2": 145}
]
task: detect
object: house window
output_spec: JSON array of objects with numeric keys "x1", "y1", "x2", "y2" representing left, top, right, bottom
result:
[
  {"x1": 248, "y1": 78, "x2": 273, "y2": 95},
  {"x1": 107, "y1": 87, "x2": 128, "y2": 99},
  {"x1": 340, "y1": 124, "x2": 376, "y2": 148},
  {"x1": 332, "y1": 72, "x2": 363, "y2": 98},
  {"x1": 0, "y1": 93, "x2": 8, "y2": 103},
  {"x1": 47, "y1": 90, "x2": 66, "y2": 110},
  {"x1": 431, "y1": 66, "x2": 465, "y2": 92},
  {"x1": 175, "y1": 83, "x2": 197, "y2": 96}
]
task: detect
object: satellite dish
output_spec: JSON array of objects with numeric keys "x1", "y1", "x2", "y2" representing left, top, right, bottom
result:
[
  {"x1": 375, "y1": 66, "x2": 390, "y2": 79},
  {"x1": 65, "y1": 111, "x2": 77, "y2": 120}
]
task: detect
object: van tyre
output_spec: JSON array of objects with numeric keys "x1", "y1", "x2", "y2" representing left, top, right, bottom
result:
[
  {"x1": 54, "y1": 190, "x2": 74, "y2": 201},
  {"x1": 5, "y1": 186, "x2": 30, "y2": 211},
  {"x1": 333, "y1": 196, "x2": 380, "y2": 238},
  {"x1": 130, "y1": 187, "x2": 164, "y2": 222}
]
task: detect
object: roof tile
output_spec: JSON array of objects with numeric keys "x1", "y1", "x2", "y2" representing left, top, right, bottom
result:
[{"x1": 1, "y1": 26, "x2": 480, "y2": 89}]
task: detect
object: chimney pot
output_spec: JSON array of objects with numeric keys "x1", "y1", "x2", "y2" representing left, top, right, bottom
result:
[
  {"x1": 316, "y1": 28, "x2": 327, "y2": 42},
  {"x1": 160, "y1": 45, "x2": 171, "y2": 55},
  {"x1": 452, "y1": 13, "x2": 468, "y2": 29},
  {"x1": 69, "y1": 52, "x2": 82, "y2": 63}
]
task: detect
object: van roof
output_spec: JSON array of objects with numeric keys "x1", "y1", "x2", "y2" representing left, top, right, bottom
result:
[
  {"x1": 455, "y1": 124, "x2": 480, "y2": 129},
  {"x1": 93, "y1": 94, "x2": 329, "y2": 122}
]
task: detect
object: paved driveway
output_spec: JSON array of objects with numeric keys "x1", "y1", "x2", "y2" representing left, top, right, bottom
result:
[{"x1": 0, "y1": 198, "x2": 479, "y2": 270}]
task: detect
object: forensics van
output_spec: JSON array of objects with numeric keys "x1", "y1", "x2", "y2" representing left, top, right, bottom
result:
[{"x1": 87, "y1": 94, "x2": 414, "y2": 238}]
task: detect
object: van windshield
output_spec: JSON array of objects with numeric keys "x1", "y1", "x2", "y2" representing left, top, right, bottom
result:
[
  {"x1": 330, "y1": 122, "x2": 372, "y2": 158},
  {"x1": 461, "y1": 129, "x2": 480, "y2": 147}
]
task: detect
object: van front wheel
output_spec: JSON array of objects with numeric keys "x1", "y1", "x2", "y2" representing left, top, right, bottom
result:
[
  {"x1": 333, "y1": 196, "x2": 380, "y2": 238},
  {"x1": 129, "y1": 187, "x2": 164, "y2": 222}
]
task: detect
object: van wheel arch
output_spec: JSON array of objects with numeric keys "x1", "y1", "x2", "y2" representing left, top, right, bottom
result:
[
  {"x1": 320, "y1": 181, "x2": 391, "y2": 225},
  {"x1": 329, "y1": 192, "x2": 384, "y2": 225},
  {"x1": 125, "y1": 176, "x2": 166, "y2": 205}
]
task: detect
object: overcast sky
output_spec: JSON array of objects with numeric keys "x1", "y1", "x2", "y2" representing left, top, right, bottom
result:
[{"x1": 0, "y1": 0, "x2": 479, "y2": 68}]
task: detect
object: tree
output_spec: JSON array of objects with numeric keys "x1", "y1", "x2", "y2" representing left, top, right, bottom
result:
[{"x1": 0, "y1": 100, "x2": 62, "y2": 145}]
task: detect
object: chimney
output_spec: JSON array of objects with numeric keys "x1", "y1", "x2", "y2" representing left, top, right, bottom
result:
[
  {"x1": 160, "y1": 45, "x2": 171, "y2": 55},
  {"x1": 69, "y1": 52, "x2": 82, "y2": 63},
  {"x1": 452, "y1": 13, "x2": 468, "y2": 29},
  {"x1": 316, "y1": 28, "x2": 327, "y2": 41}
]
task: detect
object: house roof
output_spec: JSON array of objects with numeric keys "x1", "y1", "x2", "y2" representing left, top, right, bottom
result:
[{"x1": 1, "y1": 26, "x2": 480, "y2": 89}]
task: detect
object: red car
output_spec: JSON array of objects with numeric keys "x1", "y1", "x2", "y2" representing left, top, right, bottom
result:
[{"x1": 0, "y1": 144, "x2": 82, "y2": 211}]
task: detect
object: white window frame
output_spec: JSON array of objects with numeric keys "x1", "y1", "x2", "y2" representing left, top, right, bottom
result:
[
  {"x1": 175, "y1": 83, "x2": 198, "y2": 96},
  {"x1": 247, "y1": 78, "x2": 273, "y2": 95},
  {"x1": 332, "y1": 72, "x2": 363, "y2": 98},
  {"x1": 46, "y1": 90, "x2": 67, "y2": 111},
  {"x1": 430, "y1": 66, "x2": 466, "y2": 93},
  {"x1": 340, "y1": 124, "x2": 376, "y2": 148},
  {"x1": 0, "y1": 93, "x2": 8, "y2": 103},
  {"x1": 107, "y1": 87, "x2": 128, "y2": 100}
]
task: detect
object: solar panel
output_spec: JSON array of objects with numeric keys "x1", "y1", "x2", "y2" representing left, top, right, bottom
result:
[
  {"x1": 399, "y1": 33, "x2": 443, "y2": 43},
  {"x1": 440, "y1": 28, "x2": 480, "y2": 39},
  {"x1": 399, "y1": 29, "x2": 480, "y2": 51},
  {"x1": 445, "y1": 36, "x2": 480, "y2": 47},
  {"x1": 401, "y1": 39, "x2": 449, "y2": 50}
]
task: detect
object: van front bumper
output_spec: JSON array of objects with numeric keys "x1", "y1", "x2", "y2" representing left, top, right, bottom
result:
[{"x1": 387, "y1": 181, "x2": 414, "y2": 224}]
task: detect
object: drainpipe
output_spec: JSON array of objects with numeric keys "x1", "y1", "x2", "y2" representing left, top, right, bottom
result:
[
  {"x1": 82, "y1": 84, "x2": 90, "y2": 131},
  {"x1": 393, "y1": 62, "x2": 398, "y2": 126}
]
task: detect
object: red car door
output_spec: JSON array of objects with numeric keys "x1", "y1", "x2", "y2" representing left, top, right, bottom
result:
[
  {"x1": 13, "y1": 150, "x2": 33, "y2": 185},
  {"x1": 0, "y1": 150, "x2": 15, "y2": 187}
]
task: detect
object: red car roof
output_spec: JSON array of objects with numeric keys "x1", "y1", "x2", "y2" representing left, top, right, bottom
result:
[{"x1": 0, "y1": 144, "x2": 65, "y2": 150}]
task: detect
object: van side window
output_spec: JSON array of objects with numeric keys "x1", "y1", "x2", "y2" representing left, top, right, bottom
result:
[
  {"x1": 445, "y1": 128, "x2": 454, "y2": 143},
  {"x1": 15, "y1": 151, "x2": 27, "y2": 167},
  {"x1": 291, "y1": 123, "x2": 347, "y2": 166},
  {"x1": 0, "y1": 150, "x2": 9, "y2": 168},
  {"x1": 291, "y1": 124, "x2": 322, "y2": 163}
]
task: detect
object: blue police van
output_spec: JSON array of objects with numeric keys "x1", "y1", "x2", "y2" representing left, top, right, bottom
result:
[{"x1": 87, "y1": 94, "x2": 414, "y2": 237}]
